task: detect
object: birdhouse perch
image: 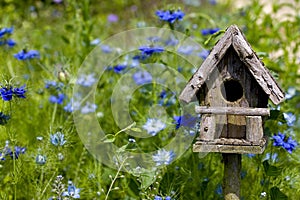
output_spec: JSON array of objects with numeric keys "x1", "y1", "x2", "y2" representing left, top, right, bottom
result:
[{"x1": 179, "y1": 25, "x2": 284, "y2": 154}]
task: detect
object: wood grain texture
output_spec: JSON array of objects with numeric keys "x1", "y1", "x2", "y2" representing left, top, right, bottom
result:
[
  {"x1": 246, "y1": 116, "x2": 263, "y2": 142},
  {"x1": 195, "y1": 106, "x2": 270, "y2": 116},
  {"x1": 179, "y1": 25, "x2": 285, "y2": 105}
]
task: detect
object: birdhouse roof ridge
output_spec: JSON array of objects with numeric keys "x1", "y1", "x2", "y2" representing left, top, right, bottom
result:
[{"x1": 179, "y1": 24, "x2": 284, "y2": 105}]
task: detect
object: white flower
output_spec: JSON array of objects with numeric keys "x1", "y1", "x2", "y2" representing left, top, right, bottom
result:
[
  {"x1": 142, "y1": 118, "x2": 166, "y2": 136},
  {"x1": 152, "y1": 149, "x2": 175, "y2": 166}
]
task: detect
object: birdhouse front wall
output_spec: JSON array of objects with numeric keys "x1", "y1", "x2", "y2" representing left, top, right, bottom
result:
[{"x1": 197, "y1": 46, "x2": 268, "y2": 141}]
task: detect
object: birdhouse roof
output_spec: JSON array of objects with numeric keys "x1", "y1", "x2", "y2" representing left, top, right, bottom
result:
[{"x1": 179, "y1": 25, "x2": 284, "y2": 105}]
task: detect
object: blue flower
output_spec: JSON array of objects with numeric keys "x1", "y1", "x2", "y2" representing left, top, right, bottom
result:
[
  {"x1": 209, "y1": 0, "x2": 217, "y2": 5},
  {"x1": 198, "y1": 49, "x2": 210, "y2": 59},
  {"x1": 283, "y1": 112, "x2": 296, "y2": 127},
  {"x1": 215, "y1": 183, "x2": 223, "y2": 196},
  {"x1": 154, "y1": 196, "x2": 162, "y2": 200},
  {"x1": 81, "y1": 102, "x2": 97, "y2": 114},
  {"x1": 153, "y1": 149, "x2": 175, "y2": 166},
  {"x1": 155, "y1": 9, "x2": 185, "y2": 23},
  {"x1": 36, "y1": 154, "x2": 47, "y2": 165},
  {"x1": 13, "y1": 85, "x2": 26, "y2": 98},
  {"x1": 9, "y1": 146, "x2": 26, "y2": 159},
  {"x1": 0, "y1": 112, "x2": 10, "y2": 125},
  {"x1": 133, "y1": 71, "x2": 152, "y2": 85},
  {"x1": 285, "y1": 87, "x2": 296, "y2": 100},
  {"x1": 14, "y1": 49, "x2": 40, "y2": 60},
  {"x1": 273, "y1": 132, "x2": 297, "y2": 153},
  {"x1": 50, "y1": 132, "x2": 67, "y2": 146},
  {"x1": 113, "y1": 65, "x2": 127, "y2": 74},
  {"x1": 173, "y1": 114, "x2": 198, "y2": 129},
  {"x1": 0, "y1": 87, "x2": 13, "y2": 101},
  {"x1": 142, "y1": 118, "x2": 166, "y2": 136},
  {"x1": 62, "y1": 181, "x2": 80, "y2": 199},
  {"x1": 0, "y1": 27, "x2": 13, "y2": 38},
  {"x1": 165, "y1": 197, "x2": 172, "y2": 200},
  {"x1": 101, "y1": 45, "x2": 113, "y2": 53},
  {"x1": 6, "y1": 39, "x2": 16, "y2": 47},
  {"x1": 76, "y1": 73, "x2": 96, "y2": 87},
  {"x1": 45, "y1": 80, "x2": 64, "y2": 90},
  {"x1": 201, "y1": 28, "x2": 220, "y2": 35},
  {"x1": 139, "y1": 46, "x2": 164, "y2": 56},
  {"x1": 177, "y1": 45, "x2": 196, "y2": 55},
  {"x1": 64, "y1": 99, "x2": 81, "y2": 113},
  {"x1": 107, "y1": 14, "x2": 119, "y2": 23},
  {"x1": 49, "y1": 93, "x2": 65, "y2": 104}
]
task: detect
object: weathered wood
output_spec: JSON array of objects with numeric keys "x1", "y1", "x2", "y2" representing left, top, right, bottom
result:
[
  {"x1": 223, "y1": 154, "x2": 241, "y2": 200},
  {"x1": 246, "y1": 116, "x2": 263, "y2": 142},
  {"x1": 179, "y1": 24, "x2": 285, "y2": 105},
  {"x1": 195, "y1": 106, "x2": 270, "y2": 116},
  {"x1": 199, "y1": 114, "x2": 215, "y2": 140},
  {"x1": 193, "y1": 142, "x2": 266, "y2": 154},
  {"x1": 231, "y1": 26, "x2": 284, "y2": 105},
  {"x1": 179, "y1": 26, "x2": 232, "y2": 103}
]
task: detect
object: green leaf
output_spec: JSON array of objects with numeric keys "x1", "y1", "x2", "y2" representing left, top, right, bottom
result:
[
  {"x1": 61, "y1": 35, "x2": 70, "y2": 44},
  {"x1": 270, "y1": 187, "x2": 288, "y2": 200},
  {"x1": 101, "y1": 134, "x2": 115, "y2": 143},
  {"x1": 140, "y1": 171, "x2": 157, "y2": 189},
  {"x1": 263, "y1": 160, "x2": 282, "y2": 176},
  {"x1": 130, "y1": 127, "x2": 142, "y2": 132},
  {"x1": 269, "y1": 110, "x2": 285, "y2": 123}
]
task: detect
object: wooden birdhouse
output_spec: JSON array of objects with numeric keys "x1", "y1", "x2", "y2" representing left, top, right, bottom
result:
[{"x1": 179, "y1": 25, "x2": 284, "y2": 154}]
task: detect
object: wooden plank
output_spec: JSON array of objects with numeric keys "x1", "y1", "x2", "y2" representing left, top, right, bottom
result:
[
  {"x1": 231, "y1": 25, "x2": 285, "y2": 105},
  {"x1": 193, "y1": 142, "x2": 266, "y2": 154},
  {"x1": 195, "y1": 106, "x2": 270, "y2": 116},
  {"x1": 179, "y1": 26, "x2": 233, "y2": 103},
  {"x1": 246, "y1": 116, "x2": 263, "y2": 142},
  {"x1": 199, "y1": 114, "x2": 215, "y2": 140}
]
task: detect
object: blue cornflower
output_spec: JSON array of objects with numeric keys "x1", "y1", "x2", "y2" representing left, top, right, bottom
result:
[
  {"x1": 76, "y1": 73, "x2": 96, "y2": 87},
  {"x1": 215, "y1": 184, "x2": 223, "y2": 196},
  {"x1": 155, "y1": 9, "x2": 185, "y2": 23},
  {"x1": 45, "y1": 80, "x2": 64, "y2": 90},
  {"x1": 36, "y1": 154, "x2": 47, "y2": 165},
  {"x1": 154, "y1": 196, "x2": 163, "y2": 200},
  {"x1": 142, "y1": 118, "x2": 166, "y2": 136},
  {"x1": 139, "y1": 46, "x2": 164, "y2": 56},
  {"x1": 283, "y1": 112, "x2": 296, "y2": 127},
  {"x1": 0, "y1": 87, "x2": 13, "y2": 101},
  {"x1": 159, "y1": 90, "x2": 167, "y2": 99},
  {"x1": 285, "y1": 87, "x2": 296, "y2": 100},
  {"x1": 201, "y1": 28, "x2": 220, "y2": 35},
  {"x1": 49, "y1": 93, "x2": 65, "y2": 104},
  {"x1": 13, "y1": 85, "x2": 26, "y2": 98},
  {"x1": 0, "y1": 27, "x2": 13, "y2": 38},
  {"x1": 50, "y1": 132, "x2": 67, "y2": 146},
  {"x1": 209, "y1": 0, "x2": 217, "y2": 5},
  {"x1": 14, "y1": 49, "x2": 40, "y2": 60},
  {"x1": 133, "y1": 71, "x2": 152, "y2": 85},
  {"x1": 62, "y1": 181, "x2": 80, "y2": 199},
  {"x1": 166, "y1": 197, "x2": 172, "y2": 200},
  {"x1": 6, "y1": 39, "x2": 16, "y2": 47},
  {"x1": 173, "y1": 114, "x2": 198, "y2": 129},
  {"x1": 9, "y1": 146, "x2": 26, "y2": 159},
  {"x1": 101, "y1": 45, "x2": 113, "y2": 53},
  {"x1": 113, "y1": 65, "x2": 127, "y2": 74},
  {"x1": 81, "y1": 102, "x2": 97, "y2": 114},
  {"x1": 0, "y1": 112, "x2": 10, "y2": 125},
  {"x1": 153, "y1": 149, "x2": 175, "y2": 166},
  {"x1": 64, "y1": 99, "x2": 81, "y2": 113},
  {"x1": 177, "y1": 45, "x2": 197, "y2": 55},
  {"x1": 273, "y1": 132, "x2": 297, "y2": 153},
  {"x1": 198, "y1": 49, "x2": 210, "y2": 59}
]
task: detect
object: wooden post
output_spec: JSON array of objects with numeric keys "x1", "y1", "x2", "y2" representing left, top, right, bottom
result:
[{"x1": 223, "y1": 153, "x2": 241, "y2": 200}]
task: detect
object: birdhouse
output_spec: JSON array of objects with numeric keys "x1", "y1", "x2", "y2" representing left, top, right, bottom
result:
[{"x1": 179, "y1": 25, "x2": 284, "y2": 154}]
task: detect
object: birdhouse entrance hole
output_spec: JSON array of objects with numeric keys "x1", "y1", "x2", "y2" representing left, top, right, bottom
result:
[{"x1": 221, "y1": 79, "x2": 243, "y2": 102}]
